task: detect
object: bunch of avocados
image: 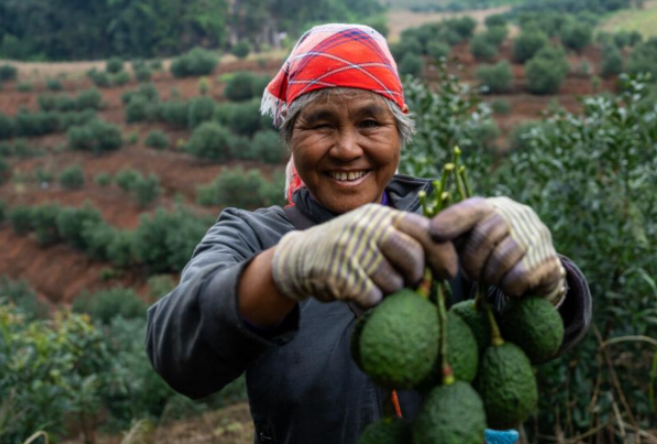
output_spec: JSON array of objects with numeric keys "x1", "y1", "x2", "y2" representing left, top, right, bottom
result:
[{"x1": 352, "y1": 150, "x2": 566, "y2": 444}]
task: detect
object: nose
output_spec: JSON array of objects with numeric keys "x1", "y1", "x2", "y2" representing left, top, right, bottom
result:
[{"x1": 329, "y1": 127, "x2": 363, "y2": 162}]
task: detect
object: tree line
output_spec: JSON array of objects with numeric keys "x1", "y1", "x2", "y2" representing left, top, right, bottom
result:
[{"x1": 0, "y1": 0, "x2": 384, "y2": 61}]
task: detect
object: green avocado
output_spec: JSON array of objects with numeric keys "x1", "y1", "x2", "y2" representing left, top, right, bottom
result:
[
  {"x1": 358, "y1": 417, "x2": 412, "y2": 444},
  {"x1": 418, "y1": 311, "x2": 479, "y2": 390},
  {"x1": 359, "y1": 289, "x2": 440, "y2": 389},
  {"x1": 413, "y1": 380, "x2": 486, "y2": 444},
  {"x1": 476, "y1": 342, "x2": 538, "y2": 429},
  {"x1": 450, "y1": 299, "x2": 491, "y2": 353},
  {"x1": 500, "y1": 295, "x2": 564, "y2": 363}
]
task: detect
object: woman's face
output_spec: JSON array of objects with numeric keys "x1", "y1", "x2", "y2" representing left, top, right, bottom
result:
[{"x1": 290, "y1": 90, "x2": 402, "y2": 214}]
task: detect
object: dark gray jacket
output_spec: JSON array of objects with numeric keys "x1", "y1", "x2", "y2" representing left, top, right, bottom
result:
[{"x1": 145, "y1": 175, "x2": 592, "y2": 444}]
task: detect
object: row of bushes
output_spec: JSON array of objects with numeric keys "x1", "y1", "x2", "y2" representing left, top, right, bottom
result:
[
  {"x1": 0, "y1": 109, "x2": 97, "y2": 140},
  {"x1": 68, "y1": 119, "x2": 123, "y2": 154},
  {"x1": 38, "y1": 88, "x2": 103, "y2": 112},
  {"x1": 196, "y1": 167, "x2": 285, "y2": 208},
  {"x1": 5, "y1": 202, "x2": 215, "y2": 273},
  {"x1": 107, "y1": 169, "x2": 162, "y2": 207}
]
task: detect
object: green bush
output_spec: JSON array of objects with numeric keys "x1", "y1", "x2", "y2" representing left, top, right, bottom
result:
[
  {"x1": 15, "y1": 111, "x2": 59, "y2": 137},
  {"x1": 94, "y1": 172, "x2": 113, "y2": 186},
  {"x1": 486, "y1": 26, "x2": 508, "y2": 47},
  {"x1": 59, "y1": 164, "x2": 85, "y2": 190},
  {"x1": 252, "y1": 130, "x2": 288, "y2": 164},
  {"x1": 231, "y1": 40, "x2": 251, "y2": 59},
  {"x1": 150, "y1": 59, "x2": 163, "y2": 71},
  {"x1": 476, "y1": 60, "x2": 513, "y2": 94},
  {"x1": 188, "y1": 96, "x2": 216, "y2": 128},
  {"x1": 491, "y1": 99, "x2": 511, "y2": 115},
  {"x1": 0, "y1": 114, "x2": 15, "y2": 140},
  {"x1": 508, "y1": 120, "x2": 542, "y2": 151},
  {"x1": 135, "y1": 66, "x2": 152, "y2": 82},
  {"x1": 223, "y1": 71, "x2": 260, "y2": 102},
  {"x1": 46, "y1": 78, "x2": 63, "y2": 91},
  {"x1": 31, "y1": 203, "x2": 62, "y2": 245},
  {"x1": 68, "y1": 120, "x2": 123, "y2": 154},
  {"x1": 0, "y1": 64, "x2": 17, "y2": 81},
  {"x1": 170, "y1": 47, "x2": 218, "y2": 78},
  {"x1": 158, "y1": 100, "x2": 189, "y2": 128},
  {"x1": 132, "y1": 174, "x2": 161, "y2": 208},
  {"x1": 560, "y1": 22, "x2": 592, "y2": 52},
  {"x1": 0, "y1": 275, "x2": 46, "y2": 320},
  {"x1": 485, "y1": 14, "x2": 507, "y2": 28},
  {"x1": 106, "y1": 230, "x2": 136, "y2": 268},
  {"x1": 125, "y1": 96, "x2": 156, "y2": 123},
  {"x1": 8, "y1": 206, "x2": 33, "y2": 235},
  {"x1": 80, "y1": 220, "x2": 115, "y2": 261},
  {"x1": 56, "y1": 204, "x2": 104, "y2": 250},
  {"x1": 197, "y1": 167, "x2": 269, "y2": 208},
  {"x1": 390, "y1": 37, "x2": 423, "y2": 61},
  {"x1": 445, "y1": 16, "x2": 477, "y2": 40},
  {"x1": 75, "y1": 88, "x2": 103, "y2": 110},
  {"x1": 601, "y1": 46, "x2": 624, "y2": 79},
  {"x1": 185, "y1": 122, "x2": 233, "y2": 161},
  {"x1": 115, "y1": 168, "x2": 142, "y2": 192},
  {"x1": 427, "y1": 41, "x2": 450, "y2": 61},
  {"x1": 112, "y1": 71, "x2": 131, "y2": 86},
  {"x1": 106, "y1": 57, "x2": 124, "y2": 74},
  {"x1": 215, "y1": 99, "x2": 263, "y2": 136},
  {"x1": 398, "y1": 53, "x2": 424, "y2": 77},
  {"x1": 34, "y1": 168, "x2": 53, "y2": 184},
  {"x1": 513, "y1": 30, "x2": 549, "y2": 63},
  {"x1": 627, "y1": 41, "x2": 657, "y2": 79},
  {"x1": 144, "y1": 130, "x2": 170, "y2": 150},
  {"x1": 73, "y1": 287, "x2": 146, "y2": 324},
  {"x1": 122, "y1": 83, "x2": 159, "y2": 104},
  {"x1": 87, "y1": 69, "x2": 111, "y2": 88},
  {"x1": 525, "y1": 46, "x2": 569, "y2": 95},
  {"x1": 57, "y1": 110, "x2": 97, "y2": 130},
  {"x1": 470, "y1": 34, "x2": 498, "y2": 62}
]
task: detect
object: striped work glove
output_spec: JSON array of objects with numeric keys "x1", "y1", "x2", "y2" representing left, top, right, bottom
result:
[
  {"x1": 272, "y1": 204, "x2": 458, "y2": 308},
  {"x1": 429, "y1": 197, "x2": 566, "y2": 305}
]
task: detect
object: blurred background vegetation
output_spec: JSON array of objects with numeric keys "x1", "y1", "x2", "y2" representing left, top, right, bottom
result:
[{"x1": 0, "y1": 0, "x2": 656, "y2": 442}]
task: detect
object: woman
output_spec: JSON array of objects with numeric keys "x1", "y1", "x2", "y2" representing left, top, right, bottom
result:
[{"x1": 146, "y1": 24, "x2": 591, "y2": 443}]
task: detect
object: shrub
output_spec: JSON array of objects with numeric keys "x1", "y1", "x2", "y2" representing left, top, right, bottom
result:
[
  {"x1": 627, "y1": 42, "x2": 657, "y2": 79},
  {"x1": 445, "y1": 16, "x2": 477, "y2": 40},
  {"x1": 56, "y1": 204, "x2": 103, "y2": 250},
  {"x1": 0, "y1": 114, "x2": 15, "y2": 140},
  {"x1": 186, "y1": 122, "x2": 233, "y2": 161},
  {"x1": 198, "y1": 77, "x2": 211, "y2": 95},
  {"x1": 132, "y1": 174, "x2": 161, "y2": 208},
  {"x1": 398, "y1": 53, "x2": 424, "y2": 77},
  {"x1": 8, "y1": 206, "x2": 34, "y2": 235},
  {"x1": 427, "y1": 41, "x2": 450, "y2": 61},
  {"x1": 508, "y1": 120, "x2": 542, "y2": 151},
  {"x1": 486, "y1": 26, "x2": 509, "y2": 47},
  {"x1": 115, "y1": 169, "x2": 142, "y2": 192},
  {"x1": 46, "y1": 78, "x2": 63, "y2": 91},
  {"x1": 135, "y1": 66, "x2": 152, "y2": 82},
  {"x1": 112, "y1": 71, "x2": 131, "y2": 86},
  {"x1": 147, "y1": 274, "x2": 177, "y2": 300},
  {"x1": 158, "y1": 100, "x2": 189, "y2": 128},
  {"x1": 35, "y1": 168, "x2": 53, "y2": 184},
  {"x1": 76, "y1": 88, "x2": 103, "y2": 110},
  {"x1": 0, "y1": 64, "x2": 17, "y2": 81},
  {"x1": 525, "y1": 46, "x2": 569, "y2": 95},
  {"x1": 87, "y1": 69, "x2": 111, "y2": 88},
  {"x1": 513, "y1": 30, "x2": 549, "y2": 63},
  {"x1": 231, "y1": 40, "x2": 251, "y2": 59},
  {"x1": 601, "y1": 47, "x2": 623, "y2": 78},
  {"x1": 491, "y1": 99, "x2": 511, "y2": 115},
  {"x1": 32, "y1": 203, "x2": 62, "y2": 245},
  {"x1": 106, "y1": 230, "x2": 136, "y2": 267},
  {"x1": 188, "y1": 96, "x2": 216, "y2": 128},
  {"x1": 125, "y1": 96, "x2": 155, "y2": 123},
  {"x1": 470, "y1": 34, "x2": 498, "y2": 62},
  {"x1": 252, "y1": 130, "x2": 288, "y2": 164},
  {"x1": 560, "y1": 22, "x2": 592, "y2": 52},
  {"x1": 0, "y1": 275, "x2": 46, "y2": 320},
  {"x1": 485, "y1": 14, "x2": 507, "y2": 28},
  {"x1": 73, "y1": 287, "x2": 146, "y2": 324},
  {"x1": 67, "y1": 120, "x2": 123, "y2": 154},
  {"x1": 223, "y1": 72, "x2": 258, "y2": 102},
  {"x1": 57, "y1": 110, "x2": 97, "y2": 130},
  {"x1": 144, "y1": 130, "x2": 170, "y2": 150},
  {"x1": 476, "y1": 60, "x2": 513, "y2": 94},
  {"x1": 150, "y1": 59, "x2": 163, "y2": 71},
  {"x1": 80, "y1": 220, "x2": 115, "y2": 261},
  {"x1": 122, "y1": 83, "x2": 159, "y2": 104},
  {"x1": 170, "y1": 47, "x2": 218, "y2": 78},
  {"x1": 106, "y1": 57, "x2": 124, "y2": 74},
  {"x1": 59, "y1": 164, "x2": 85, "y2": 190},
  {"x1": 390, "y1": 37, "x2": 423, "y2": 61},
  {"x1": 197, "y1": 167, "x2": 268, "y2": 208},
  {"x1": 15, "y1": 111, "x2": 59, "y2": 137},
  {"x1": 215, "y1": 99, "x2": 263, "y2": 136},
  {"x1": 94, "y1": 172, "x2": 113, "y2": 186}
]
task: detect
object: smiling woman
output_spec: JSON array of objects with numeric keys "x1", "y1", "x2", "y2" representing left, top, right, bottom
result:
[{"x1": 145, "y1": 23, "x2": 592, "y2": 444}]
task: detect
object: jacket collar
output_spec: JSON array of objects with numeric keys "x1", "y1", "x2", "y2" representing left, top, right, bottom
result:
[{"x1": 292, "y1": 174, "x2": 434, "y2": 224}]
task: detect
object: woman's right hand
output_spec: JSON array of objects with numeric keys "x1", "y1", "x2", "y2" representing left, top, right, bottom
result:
[{"x1": 272, "y1": 204, "x2": 458, "y2": 308}]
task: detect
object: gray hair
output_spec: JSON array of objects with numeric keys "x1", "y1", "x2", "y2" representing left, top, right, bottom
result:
[{"x1": 277, "y1": 88, "x2": 415, "y2": 148}]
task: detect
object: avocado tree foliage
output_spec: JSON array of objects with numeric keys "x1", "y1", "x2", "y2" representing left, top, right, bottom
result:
[{"x1": 400, "y1": 71, "x2": 657, "y2": 437}]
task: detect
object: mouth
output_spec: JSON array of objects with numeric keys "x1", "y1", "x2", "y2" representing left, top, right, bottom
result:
[{"x1": 326, "y1": 170, "x2": 371, "y2": 183}]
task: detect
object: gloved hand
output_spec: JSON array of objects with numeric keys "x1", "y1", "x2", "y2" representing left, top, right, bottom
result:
[
  {"x1": 272, "y1": 204, "x2": 458, "y2": 307},
  {"x1": 429, "y1": 197, "x2": 566, "y2": 304}
]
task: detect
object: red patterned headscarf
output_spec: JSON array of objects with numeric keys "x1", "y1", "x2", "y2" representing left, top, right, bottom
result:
[{"x1": 260, "y1": 23, "x2": 405, "y2": 205}]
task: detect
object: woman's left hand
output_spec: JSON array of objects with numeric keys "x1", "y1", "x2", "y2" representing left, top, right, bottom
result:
[{"x1": 429, "y1": 196, "x2": 566, "y2": 304}]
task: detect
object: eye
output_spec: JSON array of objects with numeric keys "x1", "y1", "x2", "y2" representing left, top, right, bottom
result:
[
  {"x1": 360, "y1": 119, "x2": 380, "y2": 129},
  {"x1": 312, "y1": 123, "x2": 333, "y2": 130}
]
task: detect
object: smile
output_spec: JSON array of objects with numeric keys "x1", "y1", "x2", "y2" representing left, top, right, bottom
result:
[{"x1": 327, "y1": 170, "x2": 370, "y2": 182}]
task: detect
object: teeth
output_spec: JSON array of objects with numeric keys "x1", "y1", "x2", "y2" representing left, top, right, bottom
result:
[{"x1": 330, "y1": 171, "x2": 367, "y2": 181}]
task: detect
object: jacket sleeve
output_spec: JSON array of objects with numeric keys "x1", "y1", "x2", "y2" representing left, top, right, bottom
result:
[{"x1": 145, "y1": 208, "x2": 300, "y2": 400}]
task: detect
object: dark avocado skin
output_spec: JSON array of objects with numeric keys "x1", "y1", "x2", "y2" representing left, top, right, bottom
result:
[
  {"x1": 450, "y1": 300, "x2": 491, "y2": 353},
  {"x1": 413, "y1": 381, "x2": 486, "y2": 444},
  {"x1": 359, "y1": 289, "x2": 440, "y2": 389},
  {"x1": 358, "y1": 417, "x2": 412, "y2": 444},
  {"x1": 476, "y1": 342, "x2": 538, "y2": 429},
  {"x1": 501, "y1": 296, "x2": 564, "y2": 364}
]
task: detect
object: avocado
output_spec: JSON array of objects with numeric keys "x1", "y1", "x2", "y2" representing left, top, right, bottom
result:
[
  {"x1": 500, "y1": 295, "x2": 564, "y2": 363},
  {"x1": 418, "y1": 311, "x2": 479, "y2": 389},
  {"x1": 413, "y1": 380, "x2": 486, "y2": 444},
  {"x1": 476, "y1": 342, "x2": 538, "y2": 429},
  {"x1": 450, "y1": 299, "x2": 491, "y2": 353},
  {"x1": 359, "y1": 289, "x2": 440, "y2": 389},
  {"x1": 358, "y1": 417, "x2": 412, "y2": 444}
]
